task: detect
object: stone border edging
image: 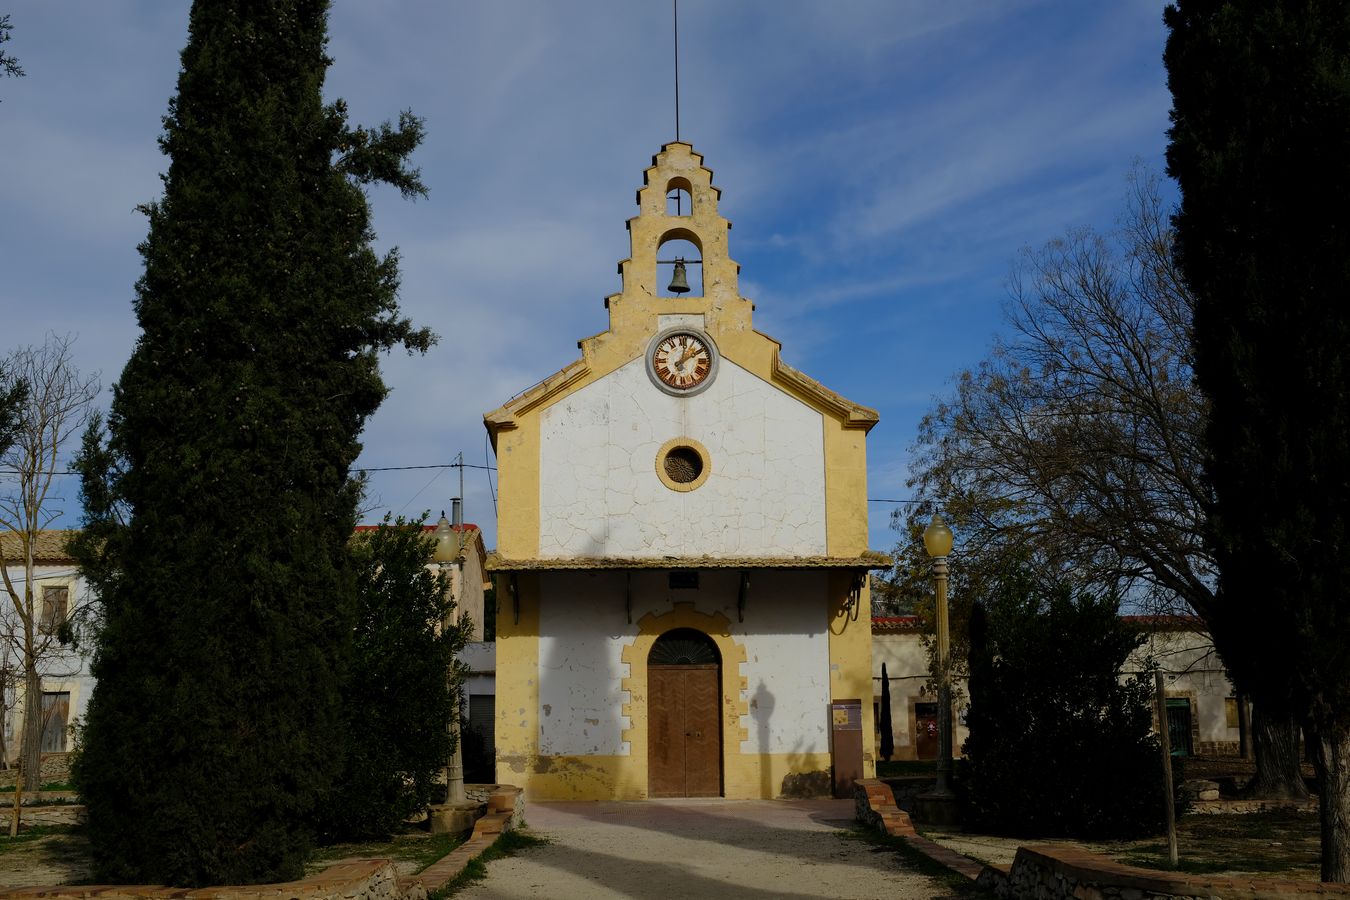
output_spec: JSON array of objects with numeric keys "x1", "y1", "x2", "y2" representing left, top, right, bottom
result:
[
  {"x1": 852, "y1": 779, "x2": 985, "y2": 882},
  {"x1": 982, "y1": 844, "x2": 1350, "y2": 899},
  {"x1": 0, "y1": 858, "x2": 404, "y2": 900},
  {"x1": 398, "y1": 784, "x2": 523, "y2": 896},
  {"x1": 0, "y1": 785, "x2": 524, "y2": 900}
]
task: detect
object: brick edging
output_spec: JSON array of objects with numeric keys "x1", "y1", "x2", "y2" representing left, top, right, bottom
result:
[
  {"x1": 0, "y1": 785, "x2": 525, "y2": 900},
  {"x1": 398, "y1": 785, "x2": 524, "y2": 896},
  {"x1": 986, "y1": 844, "x2": 1350, "y2": 899},
  {"x1": 0, "y1": 858, "x2": 401, "y2": 900},
  {"x1": 853, "y1": 778, "x2": 917, "y2": 837},
  {"x1": 852, "y1": 778, "x2": 988, "y2": 883}
]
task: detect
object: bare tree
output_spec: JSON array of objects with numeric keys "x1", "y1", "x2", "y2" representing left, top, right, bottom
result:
[
  {"x1": 0, "y1": 336, "x2": 98, "y2": 791},
  {"x1": 907, "y1": 167, "x2": 1306, "y2": 798}
]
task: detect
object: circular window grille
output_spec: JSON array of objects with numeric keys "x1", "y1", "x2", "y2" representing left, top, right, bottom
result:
[
  {"x1": 656, "y1": 437, "x2": 711, "y2": 492},
  {"x1": 664, "y1": 446, "x2": 703, "y2": 484}
]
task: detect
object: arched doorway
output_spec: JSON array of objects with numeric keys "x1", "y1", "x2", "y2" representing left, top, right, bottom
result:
[{"x1": 648, "y1": 628, "x2": 722, "y2": 797}]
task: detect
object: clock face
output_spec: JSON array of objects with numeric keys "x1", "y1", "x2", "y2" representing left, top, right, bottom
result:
[{"x1": 651, "y1": 332, "x2": 714, "y2": 391}]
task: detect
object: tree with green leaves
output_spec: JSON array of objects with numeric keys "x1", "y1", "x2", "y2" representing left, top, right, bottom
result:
[
  {"x1": 1165, "y1": 0, "x2": 1350, "y2": 881},
  {"x1": 0, "y1": 14, "x2": 23, "y2": 83},
  {"x1": 69, "y1": 1, "x2": 432, "y2": 885},
  {"x1": 903, "y1": 169, "x2": 1307, "y2": 800},
  {"x1": 320, "y1": 516, "x2": 470, "y2": 841},
  {"x1": 0, "y1": 365, "x2": 22, "y2": 470},
  {"x1": 960, "y1": 569, "x2": 1164, "y2": 839}
]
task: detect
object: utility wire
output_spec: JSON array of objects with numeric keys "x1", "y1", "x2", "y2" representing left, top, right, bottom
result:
[{"x1": 5, "y1": 466, "x2": 915, "y2": 506}]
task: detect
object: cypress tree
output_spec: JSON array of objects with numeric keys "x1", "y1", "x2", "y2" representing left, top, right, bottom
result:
[
  {"x1": 1165, "y1": 0, "x2": 1350, "y2": 880},
  {"x1": 70, "y1": 1, "x2": 431, "y2": 885}
]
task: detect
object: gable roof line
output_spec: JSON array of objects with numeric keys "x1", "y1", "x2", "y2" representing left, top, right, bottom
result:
[
  {"x1": 771, "y1": 351, "x2": 879, "y2": 432},
  {"x1": 483, "y1": 344, "x2": 879, "y2": 441},
  {"x1": 484, "y1": 358, "x2": 591, "y2": 443}
]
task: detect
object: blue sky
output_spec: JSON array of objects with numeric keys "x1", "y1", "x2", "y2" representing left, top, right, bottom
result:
[{"x1": 1, "y1": 1, "x2": 1175, "y2": 554}]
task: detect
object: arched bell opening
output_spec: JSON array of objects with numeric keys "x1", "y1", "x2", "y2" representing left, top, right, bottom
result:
[
  {"x1": 658, "y1": 228, "x2": 703, "y2": 298},
  {"x1": 647, "y1": 627, "x2": 723, "y2": 797},
  {"x1": 666, "y1": 176, "x2": 694, "y2": 217}
]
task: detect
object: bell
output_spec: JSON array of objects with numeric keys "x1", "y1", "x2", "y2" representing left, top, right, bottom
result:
[{"x1": 667, "y1": 259, "x2": 691, "y2": 294}]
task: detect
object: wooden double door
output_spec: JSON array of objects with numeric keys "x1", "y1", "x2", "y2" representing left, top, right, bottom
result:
[{"x1": 648, "y1": 663, "x2": 722, "y2": 797}]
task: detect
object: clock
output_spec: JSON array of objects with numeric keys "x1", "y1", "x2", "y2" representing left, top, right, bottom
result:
[{"x1": 646, "y1": 328, "x2": 718, "y2": 396}]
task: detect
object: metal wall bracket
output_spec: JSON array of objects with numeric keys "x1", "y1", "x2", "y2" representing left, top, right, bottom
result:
[
  {"x1": 737, "y1": 570, "x2": 750, "y2": 622},
  {"x1": 843, "y1": 572, "x2": 865, "y2": 622},
  {"x1": 510, "y1": 574, "x2": 520, "y2": 625}
]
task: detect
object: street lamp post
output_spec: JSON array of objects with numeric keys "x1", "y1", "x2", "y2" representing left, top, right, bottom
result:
[
  {"x1": 432, "y1": 511, "x2": 467, "y2": 809},
  {"x1": 923, "y1": 513, "x2": 955, "y2": 799}
]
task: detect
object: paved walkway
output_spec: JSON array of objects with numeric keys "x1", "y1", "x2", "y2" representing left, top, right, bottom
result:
[{"x1": 455, "y1": 798, "x2": 960, "y2": 899}]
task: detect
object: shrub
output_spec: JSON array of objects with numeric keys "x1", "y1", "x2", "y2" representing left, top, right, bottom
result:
[{"x1": 960, "y1": 569, "x2": 1166, "y2": 839}]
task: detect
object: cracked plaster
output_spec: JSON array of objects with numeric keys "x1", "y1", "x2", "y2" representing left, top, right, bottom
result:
[
  {"x1": 536, "y1": 571, "x2": 829, "y2": 758},
  {"x1": 538, "y1": 356, "x2": 827, "y2": 558}
]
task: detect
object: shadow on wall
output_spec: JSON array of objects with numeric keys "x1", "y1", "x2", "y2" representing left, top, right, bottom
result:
[
  {"x1": 754, "y1": 679, "x2": 775, "y2": 799},
  {"x1": 754, "y1": 679, "x2": 831, "y2": 799}
]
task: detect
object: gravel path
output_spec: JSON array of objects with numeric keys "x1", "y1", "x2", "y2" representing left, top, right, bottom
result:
[{"x1": 455, "y1": 798, "x2": 961, "y2": 899}]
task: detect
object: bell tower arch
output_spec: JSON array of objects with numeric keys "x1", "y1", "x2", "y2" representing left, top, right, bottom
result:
[{"x1": 602, "y1": 142, "x2": 751, "y2": 343}]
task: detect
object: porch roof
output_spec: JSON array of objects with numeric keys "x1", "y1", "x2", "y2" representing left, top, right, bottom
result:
[{"x1": 485, "y1": 550, "x2": 891, "y2": 573}]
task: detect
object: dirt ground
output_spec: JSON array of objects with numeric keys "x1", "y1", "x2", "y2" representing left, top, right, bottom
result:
[
  {"x1": 0, "y1": 828, "x2": 93, "y2": 889},
  {"x1": 925, "y1": 808, "x2": 1321, "y2": 882},
  {"x1": 453, "y1": 799, "x2": 967, "y2": 900}
]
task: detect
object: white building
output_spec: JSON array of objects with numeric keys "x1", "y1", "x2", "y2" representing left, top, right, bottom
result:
[
  {"x1": 1, "y1": 530, "x2": 95, "y2": 767},
  {"x1": 871, "y1": 614, "x2": 1242, "y2": 762}
]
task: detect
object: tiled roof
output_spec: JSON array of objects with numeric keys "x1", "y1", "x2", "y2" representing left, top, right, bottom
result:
[
  {"x1": 872, "y1": 615, "x2": 924, "y2": 631},
  {"x1": 1122, "y1": 614, "x2": 1207, "y2": 633},
  {"x1": 873, "y1": 614, "x2": 1210, "y2": 635},
  {"x1": 353, "y1": 523, "x2": 481, "y2": 534},
  {"x1": 486, "y1": 550, "x2": 891, "y2": 573},
  {"x1": 0, "y1": 530, "x2": 77, "y2": 564}
]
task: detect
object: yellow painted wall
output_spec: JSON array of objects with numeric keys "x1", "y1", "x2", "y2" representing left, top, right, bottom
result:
[{"x1": 493, "y1": 572, "x2": 541, "y2": 785}]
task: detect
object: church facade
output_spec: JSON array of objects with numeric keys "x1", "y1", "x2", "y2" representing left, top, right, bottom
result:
[{"x1": 484, "y1": 143, "x2": 886, "y2": 800}]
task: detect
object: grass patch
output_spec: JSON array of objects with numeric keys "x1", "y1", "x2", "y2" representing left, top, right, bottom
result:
[
  {"x1": 0, "y1": 782, "x2": 75, "y2": 793},
  {"x1": 0, "y1": 824, "x2": 80, "y2": 851},
  {"x1": 1106, "y1": 809, "x2": 1319, "y2": 878},
  {"x1": 876, "y1": 760, "x2": 937, "y2": 778},
  {"x1": 838, "y1": 829, "x2": 984, "y2": 898},
  {"x1": 436, "y1": 829, "x2": 549, "y2": 898},
  {"x1": 308, "y1": 828, "x2": 466, "y2": 874}
]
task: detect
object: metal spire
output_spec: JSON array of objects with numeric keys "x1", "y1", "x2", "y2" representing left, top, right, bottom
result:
[{"x1": 673, "y1": 0, "x2": 681, "y2": 141}]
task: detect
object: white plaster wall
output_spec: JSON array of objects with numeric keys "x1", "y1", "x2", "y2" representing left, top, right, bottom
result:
[
  {"x1": 735, "y1": 570, "x2": 831, "y2": 755},
  {"x1": 538, "y1": 573, "x2": 633, "y2": 756},
  {"x1": 538, "y1": 356, "x2": 827, "y2": 558},
  {"x1": 535, "y1": 570, "x2": 831, "y2": 758},
  {"x1": 1, "y1": 564, "x2": 95, "y2": 759},
  {"x1": 1131, "y1": 630, "x2": 1238, "y2": 746}
]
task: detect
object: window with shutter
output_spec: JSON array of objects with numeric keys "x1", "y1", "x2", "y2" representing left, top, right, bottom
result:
[{"x1": 40, "y1": 586, "x2": 68, "y2": 635}]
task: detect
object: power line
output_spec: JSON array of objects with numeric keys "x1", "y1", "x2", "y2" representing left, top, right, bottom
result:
[
  {"x1": 0, "y1": 462, "x2": 500, "y2": 477},
  {"x1": 5, "y1": 466, "x2": 915, "y2": 505},
  {"x1": 357, "y1": 463, "x2": 496, "y2": 473}
]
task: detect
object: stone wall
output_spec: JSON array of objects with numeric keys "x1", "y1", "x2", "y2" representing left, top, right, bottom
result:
[
  {"x1": 879, "y1": 776, "x2": 933, "y2": 812},
  {"x1": 10, "y1": 803, "x2": 85, "y2": 827},
  {"x1": 982, "y1": 845, "x2": 1350, "y2": 899},
  {"x1": 464, "y1": 783, "x2": 496, "y2": 804},
  {"x1": 0, "y1": 859, "x2": 418, "y2": 900},
  {"x1": 0, "y1": 753, "x2": 71, "y2": 788}
]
